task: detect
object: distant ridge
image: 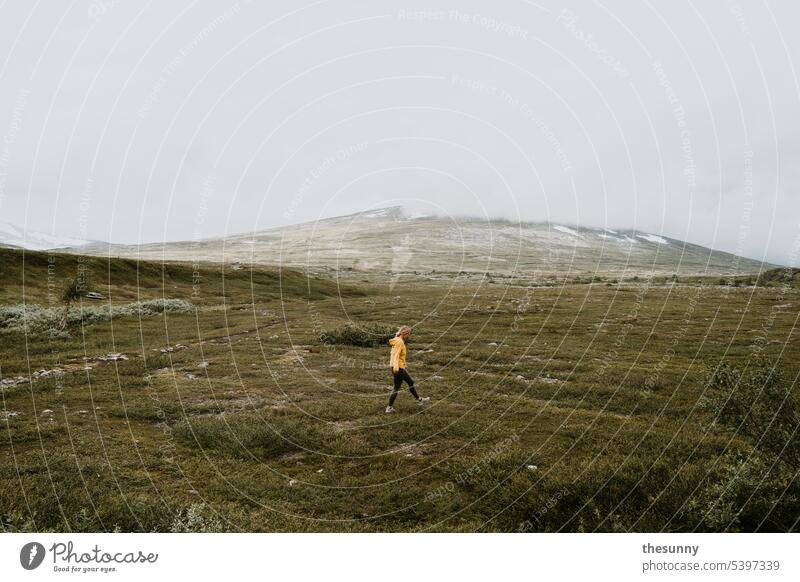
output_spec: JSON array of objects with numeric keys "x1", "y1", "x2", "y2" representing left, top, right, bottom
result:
[
  {"x1": 0, "y1": 221, "x2": 93, "y2": 251},
  {"x1": 68, "y1": 206, "x2": 774, "y2": 276}
]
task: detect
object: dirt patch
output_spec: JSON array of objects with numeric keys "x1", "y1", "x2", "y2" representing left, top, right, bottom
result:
[
  {"x1": 277, "y1": 347, "x2": 312, "y2": 366},
  {"x1": 390, "y1": 442, "x2": 430, "y2": 457}
]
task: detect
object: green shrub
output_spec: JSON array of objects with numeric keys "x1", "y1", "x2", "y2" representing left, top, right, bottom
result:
[
  {"x1": 0, "y1": 299, "x2": 194, "y2": 336},
  {"x1": 170, "y1": 504, "x2": 226, "y2": 533},
  {"x1": 694, "y1": 360, "x2": 800, "y2": 531},
  {"x1": 686, "y1": 451, "x2": 799, "y2": 532},
  {"x1": 753, "y1": 268, "x2": 800, "y2": 288},
  {"x1": 319, "y1": 322, "x2": 394, "y2": 347},
  {"x1": 704, "y1": 360, "x2": 799, "y2": 470}
]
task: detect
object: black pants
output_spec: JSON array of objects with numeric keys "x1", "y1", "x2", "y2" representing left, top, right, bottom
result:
[{"x1": 389, "y1": 368, "x2": 419, "y2": 406}]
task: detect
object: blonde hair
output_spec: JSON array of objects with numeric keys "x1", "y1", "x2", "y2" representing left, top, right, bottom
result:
[{"x1": 396, "y1": 325, "x2": 412, "y2": 337}]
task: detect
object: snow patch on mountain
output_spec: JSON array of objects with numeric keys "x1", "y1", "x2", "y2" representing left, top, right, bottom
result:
[
  {"x1": 637, "y1": 233, "x2": 669, "y2": 245},
  {"x1": 553, "y1": 225, "x2": 582, "y2": 237},
  {"x1": 0, "y1": 222, "x2": 91, "y2": 251},
  {"x1": 363, "y1": 209, "x2": 391, "y2": 218}
]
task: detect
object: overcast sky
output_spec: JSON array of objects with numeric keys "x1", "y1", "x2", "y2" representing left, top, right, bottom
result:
[{"x1": 0, "y1": 0, "x2": 798, "y2": 265}]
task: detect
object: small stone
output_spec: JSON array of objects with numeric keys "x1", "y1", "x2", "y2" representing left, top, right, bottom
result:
[
  {"x1": 288, "y1": 479, "x2": 297, "y2": 486},
  {"x1": 527, "y1": 465, "x2": 538, "y2": 471},
  {"x1": 34, "y1": 369, "x2": 64, "y2": 378},
  {"x1": 1, "y1": 376, "x2": 29, "y2": 388}
]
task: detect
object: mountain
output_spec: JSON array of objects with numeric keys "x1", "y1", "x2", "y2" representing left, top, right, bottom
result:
[
  {"x1": 0, "y1": 221, "x2": 92, "y2": 251},
  {"x1": 73, "y1": 206, "x2": 773, "y2": 276}
]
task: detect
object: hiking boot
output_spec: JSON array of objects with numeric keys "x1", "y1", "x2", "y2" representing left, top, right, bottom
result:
[
  {"x1": 385, "y1": 406, "x2": 396, "y2": 413},
  {"x1": 417, "y1": 397, "x2": 430, "y2": 406}
]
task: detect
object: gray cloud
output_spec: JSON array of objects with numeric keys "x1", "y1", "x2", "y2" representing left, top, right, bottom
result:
[{"x1": 0, "y1": 0, "x2": 798, "y2": 265}]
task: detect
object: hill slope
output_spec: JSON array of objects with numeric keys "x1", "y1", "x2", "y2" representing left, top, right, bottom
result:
[
  {"x1": 76, "y1": 207, "x2": 772, "y2": 276},
  {"x1": 0, "y1": 247, "x2": 361, "y2": 306}
]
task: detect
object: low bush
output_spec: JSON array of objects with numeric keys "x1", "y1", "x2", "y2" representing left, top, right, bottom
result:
[
  {"x1": 704, "y1": 360, "x2": 799, "y2": 470},
  {"x1": 170, "y1": 503, "x2": 226, "y2": 533},
  {"x1": 319, "y1": 322, "x2": 394, "y2": 347},
  {"x1": 685, "y1": 451, "x2": 799, "y2": 532},
  {"x1": 0, "y1": 299, "x2": 194, "y2": 336},
  {"x1": 692, "y1": 360, "x2": 800, "y2": 531}
]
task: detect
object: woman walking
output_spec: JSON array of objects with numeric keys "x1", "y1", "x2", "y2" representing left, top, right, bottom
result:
[{"x1": 386, "y1": 325, "x2": 429, "y2": 413}]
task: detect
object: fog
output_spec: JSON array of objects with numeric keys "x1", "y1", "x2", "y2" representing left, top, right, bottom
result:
[{"x1": 1, "y1": 0, "x2": 798, "y2": 265}]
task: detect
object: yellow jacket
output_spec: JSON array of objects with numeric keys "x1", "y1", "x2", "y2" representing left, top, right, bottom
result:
[{"x1": 389, "y1": 336, "x2": 407, "y2": 372}]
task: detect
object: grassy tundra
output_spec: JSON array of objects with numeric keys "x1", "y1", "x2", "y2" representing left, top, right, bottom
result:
[{"x1": 0, "y1": 247, "x2": 798, "y2": 532}]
